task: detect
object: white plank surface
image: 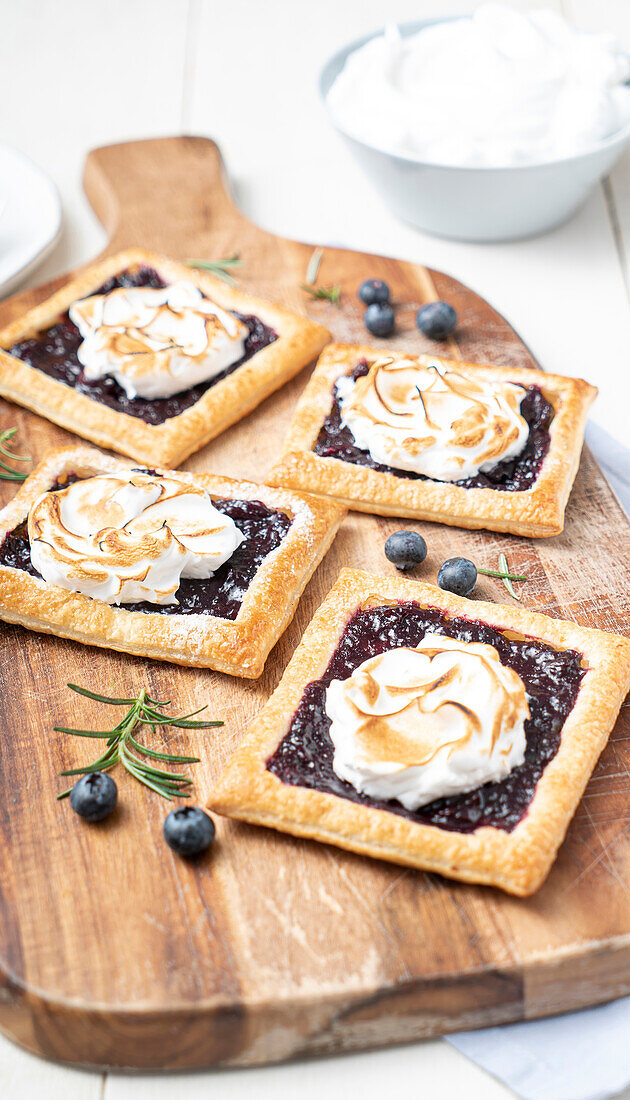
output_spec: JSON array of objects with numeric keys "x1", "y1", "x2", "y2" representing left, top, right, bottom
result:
[
  {"x1": 1, "y1": 1, "x2": 630, "y2": 1098},
  {"x1": 0, "y1": 0, "x2": 190, "y2": 279},
  {"x1": 103, "y1": 1042, "x2": 512, "y2": 1100},
  {"x1": 569, "y1": 0, "x2": 630, "y2": 307},
  {"x1": 0, "y1": 1035, "x2": 102, "y2": 1100}
]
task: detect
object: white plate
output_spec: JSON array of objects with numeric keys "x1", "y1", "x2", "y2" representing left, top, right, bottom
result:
[{"x1": 0, "y1": 143, "x2": 62, "y2": 299}]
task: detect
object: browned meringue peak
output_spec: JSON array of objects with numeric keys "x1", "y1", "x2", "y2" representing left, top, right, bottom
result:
[
  {"x1": 69, "y1": 281, "x2": 248, "y2": 400},
  {"x1": 337, "y1": 356, "x2": 529, "y2": 480},
  {"x1": 325, "y1": 633, "x2": 530, "y2": 810},
  {"x1": 28, "y1": 472, "x2": 244, "y2": 606}
]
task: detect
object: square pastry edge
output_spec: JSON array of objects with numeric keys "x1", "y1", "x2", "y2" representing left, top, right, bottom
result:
[
  {"x1": 0, "y1": 248, "x2": 330, "y2": 468},
  {"x1": 208, "y1": 568, "x2": 630, "y2": 895},
  {"x1": 265, "y1": 343, "x2": 597, "y2": 538},
  {"x1": 0, "y1": 445, "x2": 346, "y2": 677}
]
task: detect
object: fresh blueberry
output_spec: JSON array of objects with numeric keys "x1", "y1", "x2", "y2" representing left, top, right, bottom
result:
[
  {"x1": 437, "y1": 557, "x2": 477, "y2": 597},
  {"x1": 385, "y1": 531, "x2": 428, "y2": 571},
  {"x1": 416, "y1": 301, "x2": 457, "y2": 340},
  {"x1": 163, "y1": 806, "x2": 215, "y2": 857},
  {"x1": 358, "y1": 278, "x2": 390, "y2": 306},
  {"x1": 365, "y1": 302, "x2": 395, "y2": 337},
  {"x1": 69, "y1": 772, "x2": 118, "y2": 822}
]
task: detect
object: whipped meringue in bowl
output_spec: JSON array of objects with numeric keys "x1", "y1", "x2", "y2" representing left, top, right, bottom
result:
[
  {"x1": 320, "y1": 6, "x2": 630, "y2": 239},
  {"x1": 337, "y1": 356, "x2": 529, "y2": 481},
  {"x1": 326, "y1": 5, "x2": 630, "y2": 168},
  {"x1": 69, "y1": 281, "x2": 248, "y2": 400},
  {"x1": 325, "y1": 633, "x2": 530, "y2": 810},
  {"x1": 28, "y1": 471, "x2": 245, "y2": 606}
]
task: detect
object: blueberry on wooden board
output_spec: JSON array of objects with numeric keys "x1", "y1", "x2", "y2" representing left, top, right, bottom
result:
[
  {"x1": 416, "y1": 301, "x2": 457, "y2": 339},
  {"x1": 385, "y1": 531, "x2": 428, "y2": 571},
  {"x1": 69, "y1": 772, "x2": 118, "y2": 822},
  {"x1": 437, "y1": 557, "x2": 478, "y2": 597},
  {"x1": 163, "y1": 806, "x2": 215, "y2": 856},
  {"x1": 358, "y1": 278, "x2": 390, "y2": 305},
  {"x1": 365, "y1": 302, "x2": 395, "y2": 336}
]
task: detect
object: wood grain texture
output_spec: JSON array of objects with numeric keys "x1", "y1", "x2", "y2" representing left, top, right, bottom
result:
[{"x1": 0, "y1": 137, "x2": 628, "y2": 1071}]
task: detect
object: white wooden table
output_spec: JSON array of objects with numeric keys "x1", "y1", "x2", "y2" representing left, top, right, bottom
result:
[{"x1": 1, "y1": 2, "x2": 629, "y2": 1097}]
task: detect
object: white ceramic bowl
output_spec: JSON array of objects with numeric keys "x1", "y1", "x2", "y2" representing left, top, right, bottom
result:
[{"x1": 320, "y1": 17, "x2": 630, "y2": 242}]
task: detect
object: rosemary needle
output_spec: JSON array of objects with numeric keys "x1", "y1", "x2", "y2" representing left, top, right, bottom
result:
[
  {"x1": 0, "y1": 427, "x2": 30, "y2": 481},
  {"x1": 477, "y1": 554, "x2": 525, "y2": 600},
  {"x1": 185, "y1": 254, "x2": 243, "y2": 286},
  {"x1": 56, "y1": 685, "x2": 223, "y2": 801},
  {"x1": 498, "y1": 551, "x2": 522, "y2": 600},
  {"x1": 304, "y1": 247, "x2": 324, "y2": 286},
  {"x1": 301, "y1": 283, "x2": 341, "y2": 306},
  {"x1": 477, "y1": 566, "x2": 528, "y2": 582}
]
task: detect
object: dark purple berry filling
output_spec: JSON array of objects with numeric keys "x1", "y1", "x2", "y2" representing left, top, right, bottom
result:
[
  {"x1": 313, "y1": 361, "x2": 554, "y2": 492},
  {"x1": 267, "y1": 602, "x2": 585, "y2": 834},
  {"x1": 125, "y1": 497, "x2": 290, "y2": 620},
  {"x1": 0, "y1": 472, "x2": 291, "y2": 622},
  {"x1": 8, "y1": 266, "x2": 278, "y2": 426}
]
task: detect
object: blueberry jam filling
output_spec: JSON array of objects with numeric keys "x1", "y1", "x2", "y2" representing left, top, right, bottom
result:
[
  {"x1": 125, "y1": 497, "x2": 290, "y2": 620},
  {"x1": 0, "y1": 472, "x2": 291, "y2": 622},
  {"x1": 8, "y1": 266, "x2": 278, "y2": 427},
  {"x1": 267, "y1": 602, "x2": 585, "y2": 834},
  {"x1": 313, "y1": 361, "x2": 554, "y2": 492}
]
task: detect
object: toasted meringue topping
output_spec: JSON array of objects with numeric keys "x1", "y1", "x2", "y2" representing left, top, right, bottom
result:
[
  {"x1": 28, "y1": 472, "x2": 245, "y2": 606},
  {"x1": 337, "y1": 357, "x2": 530, "y2": 480},
  {"x1": 325, "y1": 633, "x2": 529, "y2": 809},
  {"x1": 69, "y1": 281, "x2": 248, "y2": 400}
]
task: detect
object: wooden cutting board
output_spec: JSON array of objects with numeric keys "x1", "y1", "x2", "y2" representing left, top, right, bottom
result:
[{"x1": 0, "y1": 136, "x2": 629, "y2": 1072}]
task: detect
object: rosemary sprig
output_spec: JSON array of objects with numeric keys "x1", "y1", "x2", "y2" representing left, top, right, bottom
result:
[
  {"x1": 185, "y1": 254, "x2": 243, "y2": 286},
  {"x1": 498, "y1": 551, "x2": 522, "y2": 600},
  {"x1": 301, "y1": 245, "x2": 341, "y2": 305},
  {"x1": 478, "y1": 553, "x2": 526, "y2": 600},
  {"x1": 301, "y1": 283, "x2": 341, "y2": 306},
  {"x1": 304, "y1": 247, "x2": 324, "y2": 286},
  {"x1": 55, "y1": 684, "x2": 223, "y2": 801},
  {"x1": 0, "y1": 427, "x2": 30, "y2": 481}
]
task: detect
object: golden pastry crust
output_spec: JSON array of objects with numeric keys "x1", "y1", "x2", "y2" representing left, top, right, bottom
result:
[
  {"x1": 208, "y1": 569, "x2": 630, "y2": 895},
  {"x1": 0, "y1": 446, "x2": 345, "y2": 677},
  {"x1": 266, "y1": 343, "x2": 597, "y2": 538},
  {"x1": 0, "y1": 249, "x2": 330, "y2": 468}
]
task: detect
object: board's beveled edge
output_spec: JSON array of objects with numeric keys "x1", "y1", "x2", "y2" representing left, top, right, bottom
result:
[{"x1": 2, "y1": 937, "x2": 630, "y2": 1069}]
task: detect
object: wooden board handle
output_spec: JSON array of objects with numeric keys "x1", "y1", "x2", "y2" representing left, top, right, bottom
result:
[{"x1": 83, "y1": 136, "x2": 258, "y2": 256}]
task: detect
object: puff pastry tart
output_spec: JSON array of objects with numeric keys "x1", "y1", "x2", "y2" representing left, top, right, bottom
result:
[
  {"x1": 266, "y1": 343, "x2": 597, "y2": 537},
  {"x1": 0, "y1": 249, "x2": 329, "y2": 467},
  {"x1": 209, "y1": 569, "x2": 630, "y2": 895},
  {"x1": 0, "y1": 446, "x2": 345, "y2": 677}
]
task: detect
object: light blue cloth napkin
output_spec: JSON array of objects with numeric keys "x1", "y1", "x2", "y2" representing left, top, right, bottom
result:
[
  {"x1": 449, "y1": 998, "x2": 630, "y2": 1100},
  {"x1": 584, "y1": 422, "x2": 630, "y2": 517},
  {"x1": 447, "y1": 421, "x2": 630, "y2": 1100}
]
